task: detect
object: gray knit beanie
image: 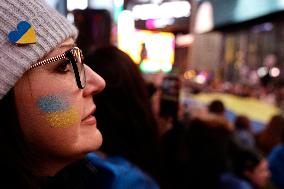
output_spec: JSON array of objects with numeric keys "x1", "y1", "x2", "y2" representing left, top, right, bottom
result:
[{"x1": 0, "y1": 0, "x2": 78, "y2": 99}]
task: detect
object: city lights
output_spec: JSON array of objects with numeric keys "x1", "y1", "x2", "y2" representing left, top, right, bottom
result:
[
  {"x1": 67, "y1": 0, "x2": 88, "y2": 11},
  {"x1": 269, "y1": 67, "x2": 280, "y2": 77},
  {"x1": 132, "y1": 1, "x2": 190, "y2": 20}
]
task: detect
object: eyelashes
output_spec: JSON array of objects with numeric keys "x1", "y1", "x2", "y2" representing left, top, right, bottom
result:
[{"x1": 56, "y1": 59, "x2": 72, "y2": 73}]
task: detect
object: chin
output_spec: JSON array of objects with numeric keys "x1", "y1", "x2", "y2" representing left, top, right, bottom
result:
[{"x1": 84, "y1": 129, "x2": 103, "y2": 152}]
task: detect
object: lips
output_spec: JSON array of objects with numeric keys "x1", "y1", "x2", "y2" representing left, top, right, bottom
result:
[
  {"x1": 81, "y1": 107, "x2": 96, "y2": 125},
  {"x1": 81, "y1": 114, "x2": 97, "y2": 125}
]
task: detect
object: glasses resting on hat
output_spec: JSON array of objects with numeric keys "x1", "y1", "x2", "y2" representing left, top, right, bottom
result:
[{"x1": 29, "y1": 47, "x2": 86, "y2": 89}]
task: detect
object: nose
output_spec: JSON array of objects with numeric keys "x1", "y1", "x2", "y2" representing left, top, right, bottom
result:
[{"x1": 83, "y1": 65, "x2": 105, "y2": 96}]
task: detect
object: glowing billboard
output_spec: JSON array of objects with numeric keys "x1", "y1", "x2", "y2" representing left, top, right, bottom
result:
[{"x1": 118, "y1": 29, "x2": 175, "y2": 72}]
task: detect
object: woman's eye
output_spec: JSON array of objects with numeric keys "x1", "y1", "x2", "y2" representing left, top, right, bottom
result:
[{"x1": 56, "y1": 60, "x2": 71, "y2": 73}]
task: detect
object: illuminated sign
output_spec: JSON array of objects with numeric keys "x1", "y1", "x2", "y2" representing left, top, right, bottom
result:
[
  {"x1": 66, "y1": 0, "x2": 88, "y2": 11},
  {"x1": 132, "y1": 1, "x2": 190, "y2": 20},
  {"x1": 118, "y1": 10, "x2": 175, "y2": 73}
]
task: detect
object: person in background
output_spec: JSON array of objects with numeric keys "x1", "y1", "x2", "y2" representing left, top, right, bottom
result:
[
  {"x1": 256, "y1": 114, "x2": 284, "y2": 155},
  {"x1": 233, "y1": 115, "x2": 255, "y2": 149},
  {"x1": 268, "y1": 126, "x2": 284, "y2": 189},
  {"x1": 220, "y1": 149, "x2": 271, "y2": 189},
  {"x1": 160, "y1": 112, "x2": 236, "y2": 189},
  {"x1": 85, "y1": 46, "x2": 160, "y2": 188},
  {"x1": 207, "y1": 99, "x2": 233, "y2": 131},
  {"x1": 208, "y1": 99, "x2": 226, "y2": 116},
  {"x1": 0, "y1": 0, "x2": 106, "y2": 188},
  {"x1": 158, "y1": 74, "x2": 182, "y2": 132},
  {"x1": 157, "y1": 73, "x2": 190, "y2": 189},
  {"x1": 186, "y1": 114, "x2": 235, "y2": 189}
]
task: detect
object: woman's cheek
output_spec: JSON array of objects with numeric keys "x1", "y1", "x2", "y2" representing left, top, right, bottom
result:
[{"x1": 36, "y1": 94, "x2": 80, "y2": 128}]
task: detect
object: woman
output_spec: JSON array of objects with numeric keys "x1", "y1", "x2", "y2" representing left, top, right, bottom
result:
[
  {"x1": 0, "y1": 0, "x2": 105, "y2": 188},
  {"x1": 220, "y1": 149, "x2": 271, "y2": 189}
]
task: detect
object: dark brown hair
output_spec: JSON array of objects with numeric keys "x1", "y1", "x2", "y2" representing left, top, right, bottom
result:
[
  {"x1": 257, "y1": 114, "x2": 284, "y2": 155},
  {"x1": 85, "y1": 46, "x2": 160, "y2": 179},
  {"x1": 234, "y1": 115, "x2": 251, "y2": 130},
  {"x1": 208, "y1": 99, "x2": 225, "y2": 115},
  {"x1": 0, "y1": 90, "x2": 40, "y2": 188}
]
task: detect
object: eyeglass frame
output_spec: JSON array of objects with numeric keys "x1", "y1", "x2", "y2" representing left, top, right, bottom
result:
[{"x1": 29, "y1": 47, "x2": 86, "y2": 89}]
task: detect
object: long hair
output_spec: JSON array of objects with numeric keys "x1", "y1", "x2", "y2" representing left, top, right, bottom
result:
[
  {"x1": 256, "y1": 114, "x2": 284, "y2": 155},
  {"x1": 85, "y1": 46, "x2": 160, "y2": 178},
  {"x1": 0, "y1": 90, "x2": 40, "y2": 188}
]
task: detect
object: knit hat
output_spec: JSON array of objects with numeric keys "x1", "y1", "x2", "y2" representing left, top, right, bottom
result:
[{"x1": 0, "y1": 0, "x2": 78, "y2": 99}]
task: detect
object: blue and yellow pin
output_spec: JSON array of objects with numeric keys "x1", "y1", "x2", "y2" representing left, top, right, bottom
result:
[{"x1": 8, "y1": 21, "x2": 36, "y2": 45}]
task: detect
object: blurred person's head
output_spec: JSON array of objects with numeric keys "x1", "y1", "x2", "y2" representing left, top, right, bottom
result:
[
  {"x1": 85, "y1": 46, "x2": 159, "y2": 177},
  {"x1": 185, "y1": 114, "x2": 234, "y2": 188},
  {"x1": 257, "y1": 114, "x2": 284, "y2": 154},
  {"x1": 208, "y1": 99, "x2": 225, "y2": 115},
  {"x1": 235, "y1": 115, "x2": 251, "y2": 131},
  {"x1": 234, "y1": 149, "x2": 270, "y2": 188},
  {"x1": 266, "y1": 114, "x2": 284, "y2": 134}
]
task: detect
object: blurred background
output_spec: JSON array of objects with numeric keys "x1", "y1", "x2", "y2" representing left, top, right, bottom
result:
[{"x1": 46, "y1": 0, "x2": 284, "y2": 130}]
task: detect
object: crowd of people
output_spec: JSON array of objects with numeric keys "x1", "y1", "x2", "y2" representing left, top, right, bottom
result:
[{"x1": 154, "y1": 94, "x2": 283, "y2": 189}]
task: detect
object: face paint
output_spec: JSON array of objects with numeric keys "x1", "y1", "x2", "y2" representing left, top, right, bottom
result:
[
  {"x1": 37, "y1": 95, "x2": 69, "y2": 113},
  {"x1": 47, "y1": 106, "x2": 79, "y2": 128},
  {"x1": 37, "y1": 95, "x2": 79, "y2": 128}
]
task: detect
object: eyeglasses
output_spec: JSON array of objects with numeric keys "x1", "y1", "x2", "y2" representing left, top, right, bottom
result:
[{"x1": 30, "y1": 47, "x2": 86, "y2": 89}]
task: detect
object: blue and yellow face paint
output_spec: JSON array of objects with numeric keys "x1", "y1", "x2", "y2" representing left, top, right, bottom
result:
[{"x1": 37, "y1": 95, "x2": 79, "y2": 128}]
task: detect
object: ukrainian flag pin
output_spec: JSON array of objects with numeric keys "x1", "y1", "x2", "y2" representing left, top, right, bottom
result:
[{"x1": 8, "y1": 21, "x2": 36, "y2": 45}]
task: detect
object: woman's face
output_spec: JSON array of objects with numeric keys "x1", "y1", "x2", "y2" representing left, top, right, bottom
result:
[
  {"x1": 14, "y1": 38, "x2": 105, "y2": 170},
  {"x1": 246, "y1": 159, "x2": 271, "y2": 188}
]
